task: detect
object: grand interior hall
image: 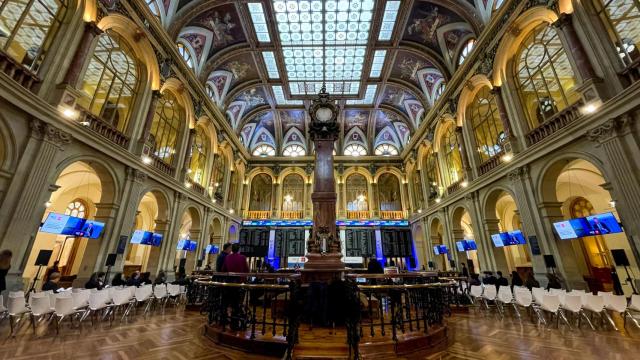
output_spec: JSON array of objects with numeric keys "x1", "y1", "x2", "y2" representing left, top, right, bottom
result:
[{"x1": 1, "y1": 0, "x2": 640, "y2": 359}]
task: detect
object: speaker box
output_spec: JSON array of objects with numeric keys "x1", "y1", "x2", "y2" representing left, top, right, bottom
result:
[
  {"x1": 196, "y1": 259, "x2": 203, "y2": 268},
  {"x1": 611, "y1": 249, "x2": 630, "y2": 267},
  {"x1": 467, "y1": 259, "x2": 475, "y2": 272},
  {"x1": 428, "y1": 261, "x2": 435, "y2": 269},
  {"x1": 544, "y1": 254, "x2": 556, "y2": 268},
  {"x1": 449, "y1": 260, "x2": 456, "y2": 269},
  {"x1": 35, "y1": 250, "x2": 53, "y2": 266},
  {"x1": 178, "y1": 258, "x2": 186, "y2": 270},
  {"x1": 105, "y1": 253, "x2": 117, "y2": 267}
]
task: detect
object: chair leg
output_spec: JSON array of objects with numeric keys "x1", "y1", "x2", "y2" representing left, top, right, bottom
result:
[
  {"x1": 512, "y1": 303, "x2": 521, "y2": 319},
  {"x1": 625, "y1": 310, "x2": 640, "y2": 329},
  {"x1": 558, "y1": 310, "x2": 572, "y2": 329},
  {"x1": 603, "y1": 311, "x2": 618, "y2": 331},
  {"x1": 56, "y1": 315, "x2": 64, "y2": 335}
]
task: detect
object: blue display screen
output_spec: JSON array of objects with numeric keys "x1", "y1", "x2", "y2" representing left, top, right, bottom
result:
[
  {"x1": 242, "y1": 219, "x2": 409, "y2": 227},
  {"x1": 491, "y1": 233, "x2": 507, "y2": 247},
  {"x1": 78, "y1": 220, "x2": 105, "y2": 239},
  {"x1": 456, "y1": 241, "x2": 465, "y2": 252},
  {"x1": 131, "y1": 230, "x2": 151, "y2": 244},
  {"x1": 152, "y1": 233, "x2": 163, "y2": 247},
  {"x1": 433, "y1": 244, "x2": 447, "y2": 255},
  {"x1": 205, "y1": 244, "x2": 219, "y2": 254},
  {"x1": 40, "y1": 212, "x2": 103, "y2": 239},
  {"x1": 506, "y1": 230, "x2": 526, "y2": 245},
  {"x1": 553, "y1": 212, "x2": 624, "y2": 240},
  {"x1": 176, "y1": 239, "x2": 188, "y2": 251},
  {"x1": 456, "y1": 240, "x2": 478, "y2": 251},
  {"x1": 188, "y1": 240, "x2": 197, "y2": 252}
]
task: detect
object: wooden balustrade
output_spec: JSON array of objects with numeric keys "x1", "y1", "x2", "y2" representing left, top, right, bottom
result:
[
  {"x1": 187, "y1": 179, "x2": 206, "y2": 195},
  {"x1": 246, "y1": 211, "x2": 270, "y2": 219},
  {"x1": 346, "y1": 210, "x2": 370, "y2": 219},
  {"x1": 379, "y1": 210, "x2": 405, "y2": 220},
  {"x1": 150, "y1": 154, "x2": 175, "y2": 176},
  {"x1": 79, "y1": 110, "x2": 130, "y2": 148},
  {"x1": 447, "y1": 180, "x2": 462, "y2": 195},
  {"x1": 281, "y1": 210, "x2": 303, "y2": 219},
  {"x1": 479, "y1": 152, "x2": 503, "y2": 176},
  {"x1": 0, "y1": 51, "x2": 40, "y2": 92},
  {"x1": 525, "y1": 101, "x2": 583, "y2": 146}
]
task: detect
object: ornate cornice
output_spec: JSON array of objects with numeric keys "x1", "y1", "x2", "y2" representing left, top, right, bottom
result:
[
  {"x1": 508, "y1": 165, "x2": 529, "y2": 182},
  {"x1": 30, "y1": 120, "x2": 72, "y2": 149},
  {"x1": 587, "y1": 115, "x2": 633, "y2": 144},
  {"x1": 125, "y1": 166, "x2": 147, "y2": 183}
]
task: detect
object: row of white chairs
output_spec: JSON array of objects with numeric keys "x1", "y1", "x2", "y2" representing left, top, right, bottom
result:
[
  {"x1": 1, "y1": 283, "x2": 186, "y2": 336},
  {"x1": 469, "y1": 284, "x2": 640, "y2": 330}
]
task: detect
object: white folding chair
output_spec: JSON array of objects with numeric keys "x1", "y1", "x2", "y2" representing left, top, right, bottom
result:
[
  {"x1": 560, "y1": 294, "x2": 584, "y2": 329},
  {"x1": 581, "y1": 294, "x2": 605, "y2": 330},
  {"x1": 625, "y1": 294, "x2": 640, "y2": 329},
  {"x1": 166, "y1": 284, "x2": 182, "y2": 308},
  {"x1": 469, "y1": 285, "x2": 483, "y2": 306},
  {"x1": 153, "y1": 284, "x2": 168, "y2": 313},
  {"x1": 537, "y1": 294, "x2": 561, "y2": 327},
  {"x1": 532, "y1": 287, "x2": 546, "y2": 306},
  {"x1": 513, "y1": 287, "x2": 533, "y2": 320},
  {"x1": 603, "y1": 294, "x2": 627, "y2": 331},
  {"x1": 110, "y1": 288, "x2": 134, "y2": 324},
  {"x1": 0, "y1": 296, "x2": 8, "y2": 323},
  {"x1": 53, "y1": 294, "x2": 78, "y2": 334},
  {"x1": 496, "y1": 286, "x2": 514, "y2": 317},
  {"x1": 7, "y1": 294, "x2": 29, "y2": 337},
  {"x1": 81, "y1": 290, "x2": 110, "y2": 325},
  {"x1": 135, "y1": 285, "x2": 153, "y2": 316},
  {"x1": 29, "y1": 293, "x2": 54, "y2": 334}
]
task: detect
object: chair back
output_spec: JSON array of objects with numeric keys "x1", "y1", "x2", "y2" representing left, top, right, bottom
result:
[
  {"x1": 470, "y1": 285, "x2": 483, "y2": 298},
  {"x1": 9, "y1": 291, "x2": 24, "y2": 298},
  {"x1": 54, "y1": 295, "x2": 76, "y2": 316},
  {"x1": 153, "y1": 284, "x2": 167, "y2": 298},
  {"x1": 127, "y1": 286, "x2": 136, "y2": 299},
  {"x1": 30, "y1": 295, "x2": 52, "y2": 316},
  {"x1": 7, "y1": 296, "x2": 28, "y2": 315},
  {"x1": 630, "y1": 294, "x2": 640, "y2": 311},
  {"x1": 112, "y1": 289, "x2": 131, "y2": 306},
  {"x1": 568, "y1": 289, "x2": 585, "y2": 295},
  {"x1": 532, "y1": 287, "x2": 546, "y2": 305},
  {"x1": 167, "y1": 284, "x2": 181, "y2": 296},
  {"x1": 542, "y1": 294, "x2": 560, "y2": 313},
  {"x1": 482, "y1": 284, "x2": 497, "y2": 300},
  {"x1": 562, "y1": 294, "x2": 582, "y2": 313},
  {"x1": 497, "y1": 286, "x2": 513, "y2": 303},
  {"x1": 605, "y1": 295, "x2": 627, "y2": 312},
  {"x1": 135, "y1": 286, "x2": 149, "y2": 301},
  {"x1": 89, "y1": 290, "x2": 106, "y2": 310},
  {"x1": 582, "y1": 294, "x2": 604, "y2": 312},
  {"x1": 514, "y1": 288, "x2": 532, "y2": 307}
]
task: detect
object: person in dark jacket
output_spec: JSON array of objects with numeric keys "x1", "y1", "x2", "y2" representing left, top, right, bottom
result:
[
  {"x1": 126, "y1": 271, "x2": 142, "y2": 287},
  {"x1": 154, "y1": 271, "x2": 167, "y2": 285},
  {"x1": 367, "y1": 258, "x2": 384, "y2": 274},
  {"x1": 510, "y1": 271, "x2": 523, "y2": 290},
  {"x1": 524, "y1": 272, "x2": 540, "y2": 290},
  {"x1": 546, "y1": 272, "x2": 562, "y2": 290},
  {"x1": 216, "y1": 243, "x2": 232, "y2": 272},
  {"x1": 42, "y1": 272, "x2": 62, "y2": 293},
  {"x1": 496, "y1": 271, "x2": 509, "y2": 290},
  {"x1": 85, "y1": 272, "x2": 105, "y2": 290},
  {"x1": 112, "y1": 273, "x2": 126, "y2": 287},
  {"x1": 482, "y1": 271, "x2": 497, "y2": 285},
  {"x1": 0, "y1": 249, "x2": 12, "y2": 295},
  {"x1": 461, "y1": 263, "x2": 469, "y2": 278}
]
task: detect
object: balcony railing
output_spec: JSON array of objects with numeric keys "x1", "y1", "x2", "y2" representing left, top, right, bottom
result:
[
  {"x1": 0, "y1": 50, "x2": 40, "y2": 92},
  {"x1": 620, "y1": 58, "x2": 640, "y2": 85},
  {"x1": 186, "y1": 179, "x2": 205, "y2": 195},
  {"x1": 281, "y1": 210, "x2": 303, "y2": 219},
  {"x1": 246, "y1": 211, "x2": 270, "y2": 219},
  {"x1": 347, "y1": 210, "x2": 370, "y2": 219},
  {"x1": 447, "y1": 180, "x2": 463, "y2": 195},
  {"x1": 379, "y1": 210, "x2": 405, "y2": 220},
  {"x1": 79, "y1": 110, "x2": 130, "y2": 149},
  {"x1": 479, "y1": 152, "x2": 503, "y2": 176},
  {"x1": 525, "y1": 101, "x2": 583, "y2": 146},
  {"x1": 150, "y1": 154, "x2": 175, "y2": 176}
]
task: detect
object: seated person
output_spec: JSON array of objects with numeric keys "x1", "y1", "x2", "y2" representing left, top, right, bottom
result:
[
  {"x1": 111, "y1": 272, "x2": 126, "y2": 287},
  {"x1": 85, "y1": 272, "x2": 105, "y2": 290},
  {"x1": 126, "y1": 271, "x2": 141, "y2": 287},
  {"x1": 42, "y1": 272, "x2": 62, "y2": 293},
  {"x1": 154, "y1": 271, "x2": 167, "y2": 285}
]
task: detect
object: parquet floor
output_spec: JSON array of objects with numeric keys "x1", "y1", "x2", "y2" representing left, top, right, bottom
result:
[{"x1": 1, "y1": 307, "x2": 639, "y2": 359}]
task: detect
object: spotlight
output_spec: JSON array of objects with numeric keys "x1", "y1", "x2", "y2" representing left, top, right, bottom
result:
[
  {"x1": 501, "y1": 153, "x2": 513, "y2": 163},
  {"x1": 417, "y1": 209, "x2": 422, "y2": 214},
  {"x1": 185, "y1": 182, "x2": 192, "y2": 188},
  {"x1": 212, "y1": 199, "x2": 217, "y2": 203},
  {"x1": 60, "y1": 107, "x2": 79, "y2": 119},
  {"x1": 580, "y1": 100, "x2": 601, "y2": 115},
  {"x1": 142, "y1": 156, "x2": 152, "y2": 165},
  {"x1": 186, "y1": 169, "x2": 192, "y2": 174},
  {"x1": 229, "y1": 209, "x2": 235, "y2": 214},
  {"x1": 45, "y1": 201, "x2": 52, "y2": 208},
  {"x1": 609, "y1": 200, "x2": 616, "y2": 208},
  {"x1": 461, "y1": 181, "x2": 469, "y2": 188},
  {"x1": 435, "y1": 198, "x2": 442, "y2": 204}
]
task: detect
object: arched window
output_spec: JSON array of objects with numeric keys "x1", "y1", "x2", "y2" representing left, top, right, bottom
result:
[
  {"x1": 440, "y1": 125, "x2": 463, "y2": 186},
  {"x1": 65, "y1": 199, "x2": 87, "y2": 219},
  {"x1": 345, "y1": 174, "x2": 369, "y2": 211},
  {"x1": 458, "y1": 39, "x2": 475, "y2": 65},
  {"x1": 377, "y1": 173, "x2": 401, "y2": 211},
  {"x1": 283, "y1": 144, "x2": 306, "y2": 157},
  {"x1": 150, "y1": 91, "x2": 184, "y2": 166},
  {"x1": 281, "y1": 174, "x2": 304, "y2": 213},
  {"x1": 249, "y1": 173, "x2": 272, "y2": 211},
  {"x1": 467, "y1": 86, "x2": 505, "y2": 163},
  {"x1": 189, "y1": 127, "x2": 209, "y2": 186},
  {"x1": 374, "y1": 144, "x2": 399, "y2": 156},
  {"x1": 177, "y1": 42, "x2": 194, "y2": 69},
  {"x1": 424, "y1": 149, "x2": 440, "y2": 200},
  {"x1": 412, "y1": 170, "x2": 424, "y2": 210},
  {"x1": 515, "y1": 23, "x2": 579, "y2": 129},
  {"x1": 594, "y1": 1, "x2": 640, "y2": 66},
  {"x1": 146, "y1": 0, "x2": 160, "y2": 18},
  {"x1": 227, "y1": 171, "x2": 238, "y2": 210},
  {"x1": 0, "y1": 0, "x2": 67, "y2": 71},
  {"x1": 78, "y1": 31, "x2": 139, "y2": 133},
  {"x1": 344, "y1": 144, "x2": 367, "y2": 157},
  {"x1": 253, "y1": 144, "x2": 276, "y2": 157}
]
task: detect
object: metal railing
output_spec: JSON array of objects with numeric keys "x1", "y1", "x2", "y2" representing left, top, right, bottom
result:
[
  {"x1": 281, "y1": 210, "x2": 304, "y2": 219},
  {"x1": 347, "y1": 210, "x2": 370, "y2": 219},
  {"x1": 379, "y1": 210, "x2": 405, "y2": 220}
]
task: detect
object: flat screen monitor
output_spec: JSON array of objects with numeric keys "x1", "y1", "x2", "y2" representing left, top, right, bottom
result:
[
  {"x1": 176, "y1": 239, "x2": 189, "y2": 251},
  {"x1": 131, "y1": 230, "x2": 151, "y2": 244},
  {"x1": 40, "y1": 212, "x2": 102, "y2": 238},
  {"x1": 585, "y1": 212, "x2": 623, "y2": 235},
  {"x1": 506, "y1": 230, "x2": 526, "y2": 245},
  {"x1": 205, "y1": 244, "x2": 219, "y2": 254},
  {"x1": 553, "y1": 218, "x2": 591, "y2": 240},
  {"x1": 187, "y1": 240, "x2": 197, "y2": 252},
  {"x1": 455, "y1": 241, "x2": 465, "y2": 252},
  {"x1": 554, "y1": 212, "x2": 624, "y2": 239},
  {"x1": 491, "y1": 233, "x2": 507, "y2": 247},
  {"x1": 151, "y1": 233, "x2": 163, "y2": 247},
  {"x1": 433, "y1": 245, "x2": 441, "y2": 255},
  {"x1": 433, "y1": 244, "x2": 447, "y2": 254},
  {"x1": 77, "y1": 220, "x2": 104, "y2": 239},
  {"x1": 463, "y1": 239, "x2": 477, "y2": 250}
]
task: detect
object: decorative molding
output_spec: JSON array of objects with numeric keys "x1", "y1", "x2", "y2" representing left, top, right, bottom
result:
[
  {"x1": 586, "y1": 115, "x2": 633, "y2": 144},
  {"x1": 306, "y1": 163, "x2": 315, "y2": 175},
  {"x1": 30, "y1": 120, "x2": 72, "y2": 149},
  {"x1": 125, "y1": 167, "x2": 148, "y2": 183},
  {"x1": 508, "y1": 165, "x2": 529, "y2": 182}
]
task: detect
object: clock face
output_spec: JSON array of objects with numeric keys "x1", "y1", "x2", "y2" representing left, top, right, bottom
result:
[{"x1": 315, "y1": 107, "x2": 333, "y2": 122}]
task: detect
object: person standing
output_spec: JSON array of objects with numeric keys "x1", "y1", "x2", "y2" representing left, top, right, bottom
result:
[
  {"x1": 461, "y1": 263, "x2": 469, "y2": 278},
  {"x1": 510, "y1": 271, "x2": 523, "y2": 291},
  {"x1": 216, "y1": 243, "x2": 232, "y2": 272},
  {"x1": 0, "y1": 249, "x2": 12, "y2": 297},
  {"x1": 222, "y1": 243, "x2": 249, "y2": 273}
]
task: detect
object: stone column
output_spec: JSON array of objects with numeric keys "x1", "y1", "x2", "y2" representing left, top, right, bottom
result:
[
  {"x1": 146, "y1": 219, "x2": 170, "y2": 277},
  {"x1": 272, "y1": 181, "x2": 281, "y2": 218},
  {"x1": 138, "y1": 90, "x2": 161, "y2": 155},
  {"x1": 491, "y1": 86, "x2": 517, "y2": 151},
  {"x1": 0, "y1": 121, "x2": 71, "y2": 270},
  {"x1": 466, "y1": 192, "x2": 488, "y2": 273},
  {"x1": 455, "y1": 127, "x2": 471, "y2": 181},
  {"x1": 76, "y1": 203, "x2": 119, "y2": 280},
  {"x1": 587, "y1": 116, "x2": 640, "y2": 262},
  {"x1": 400, "y1": 179, "x2": 410, "y2": 216},
  {"x1": 181, "y1": 128, "x2": 196, "y2": 181},
  {"x1": 158, "y1": 192, "x2": 185, "y2": 274},
  {"x1": 482, "y1": 219, "x2": 508, "y2": 273},
  {"x1": 240, "y1": 180, "x2": 250, "y2": 217},
  {"x1": 369, "y1": 181, "x2": 378, "y2": 218}
]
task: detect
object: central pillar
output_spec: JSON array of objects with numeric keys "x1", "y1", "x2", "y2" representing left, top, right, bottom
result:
[{"x1": 304, "y1": 88, "x2": 344, "y2": 274}]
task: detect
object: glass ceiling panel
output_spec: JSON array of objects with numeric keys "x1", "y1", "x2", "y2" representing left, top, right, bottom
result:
[
  {"x1": 248, "y1": 3, "x2": 271, "y2": 42},
  {"x1": 273, "y1": 85, "x2": 304, "y2": 105},
  {"x1": 262, "y1": 51, "x2": 280, "y2": 79},
  {"x1": 346, "y1": 84, "x2": 377, "y2": 104},
  {"x1": 369, "y1": 49, "x2": 386, "y2": 77},
  {"x1": 378, "y1": 1, "x2": 400, "y2": 41},
  {"x1": 272, "y1": 0, "x2": 375, "y2": 96}
]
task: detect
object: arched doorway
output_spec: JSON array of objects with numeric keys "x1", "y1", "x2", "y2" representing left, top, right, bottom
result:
[
  {"x1": 345, "y1": 173, "x2": 369, "y2": 219},
  {"x1": 451, "y1": 207, "x2": 479, "y2": 274},
  {"x1": 174, "y1": 207, "x2": 201, "y2": 273},
  {"x1": 429, "y1": 218, "x2": 446, "y2": 270},
  {"x1": 377, "y1": 173, "x2": 402, "y2": 219},
  {"x1": 484, "y1": 189, "x2": 531, "y2": 275},
  {"x1": 25, "y1": 161, "x2": 116, "y2": 286},
  {"x1": 542, "y1": 158, "x2": 639, "y2": 294},
  {"x1": 248, "y1": 173, "x2": 273, "y2": 218},
  {"x1": 281, "y1": 173, "x2": 304, "y2": 219}
]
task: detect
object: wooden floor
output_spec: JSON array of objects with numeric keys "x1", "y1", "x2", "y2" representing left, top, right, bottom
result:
[{"x1": 1, "y1": 307, "x2": 639, "y2": 359}]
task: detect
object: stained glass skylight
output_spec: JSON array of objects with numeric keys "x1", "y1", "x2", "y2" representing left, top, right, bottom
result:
[
  {"x1": 272, "y1": 0, "x2": 375, "y2": 96},
  {"x1": 346, "y1": 84, "x2": 377, "y2": 105},
  {"x1": 262, "y1": 52, "x2": 280, "y2": 79},
  {"x1": 378, "y1": 1, "x2": 400, "y2": 41},
  {"x1": 369, "y1": 50, "x2": 386, "y2": 77},
  {"x1": 273, "y1": 85, "x2": 304, "y2": 105},
  {"x1": 248, "y1": 3, "x2": 271, "y2": 42}
]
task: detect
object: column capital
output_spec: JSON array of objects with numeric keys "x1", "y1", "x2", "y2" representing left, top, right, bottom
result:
[
  {"x1": 586, "y1": 115, "x2": 633, "y2": 144},
  {"x1": 551, "y1": 12, "x2": 573, "y2": 30},
  {"x1": 508, "y1": 165, "x2": 529, "y2": 183},
  {"x1": 30, "y1": 120, "x2": 72, "y2": 149},
  {"x1": 125, "y1": 166, "x2": 148, "y2": 183},
  {"x1": 84, "y1": 20, "x2": 103, "y2": 36}
]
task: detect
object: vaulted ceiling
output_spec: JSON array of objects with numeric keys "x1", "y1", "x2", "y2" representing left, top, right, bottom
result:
[{"x1": 147, "y1": 0, "x2": 504, "y2": 158}]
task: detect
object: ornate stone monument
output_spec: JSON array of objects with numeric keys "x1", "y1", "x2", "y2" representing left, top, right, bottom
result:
[{"x1": 304, "y1": 87, "x2": 344, "y2": 273}]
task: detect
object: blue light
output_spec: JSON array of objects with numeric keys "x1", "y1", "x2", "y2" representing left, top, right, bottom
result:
[{"x1": 242, "y1": 219, "x2": 409, "y2": 227}]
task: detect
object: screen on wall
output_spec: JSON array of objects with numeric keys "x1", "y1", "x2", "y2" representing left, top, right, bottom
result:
[
  {"x1": 151, "y1": 233, "x2": 163, "y2": 247},
  {"x1": 131, "y1": 230, "x2": 152, "y2": 244},
  {"x1": 40, "y1": 212, "x2": 104, "y2": 238},
  {"x1": 188, "y1": 240, "x2": 197, "y2": 252},
  {"x1": 553, "y1": 212, "x2": 624, "y2": 240},
  {"x1": 433, "y1": 244, "x2": 447, "y2": 255},
  {"x1": 506, "y1": 230, "x2": 526, "y2": 245},
  {"x1": 456, "y1": 240, "x2": 477, "y2": 251},
  {"x1": 456, "y1": 241, "x2": 465, "y2": 252},
  {"x1": 491, "y1": 233, "x2": 507, "y2": 247},
  {"x1": 205, "y1": 244, "x2": 219, "y2": 254}
]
